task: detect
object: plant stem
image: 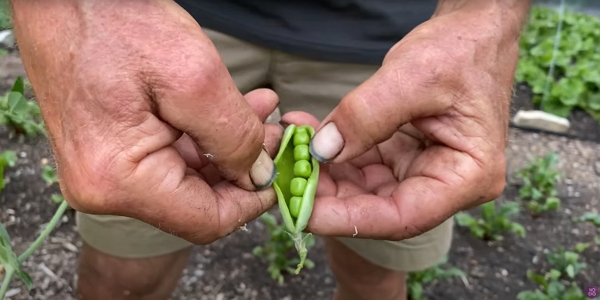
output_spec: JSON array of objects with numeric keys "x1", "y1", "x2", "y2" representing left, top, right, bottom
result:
[
  {"x1": 0, "y1": 267, "x2": 15, "y2": 300},
  {"x1": 18, "y1": 200, "x2": 69, "y2": 264}
]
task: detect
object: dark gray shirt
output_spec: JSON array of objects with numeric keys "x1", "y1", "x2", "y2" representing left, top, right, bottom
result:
[{"x1": 175, "y1": 0, "x2": 437, "y2": 65}]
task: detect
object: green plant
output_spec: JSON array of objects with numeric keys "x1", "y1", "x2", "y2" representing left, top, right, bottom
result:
[
  {"x1": 455, "y1": 201, "x2": 525, "y2": 241},
  {"x1": 0, "y1": 145, "x2": 69, "y2": 299},
  {"x1": 516, "y1": 152, "x2": 561, "y2": 216},
  {"x1": 41, "y1": 165, "x2": 58, "y2": 186},
  {"x1": 0, "y1": 0, "x2": 11, "y2": 30},
  {"x1": 252, "y1": 212, "x2": 315, "y2": 284},
  {"x1": 0, "y1": 77, "x2": 46, "y2": 138},
  {"x1": 407, "y1": 256, "x2": 466, "y2": 300},
  {"x1": 516, "y1": 6, "x2": 600, "y2": 122},
  {"x1": 573, "y1": 212, "x2": 600, "y2": 227},
  {"x1": 0, "y1": 201, "x2": 69, "y2": 299},
  {"x1": 545, "y1": 246, "x2": 587, "y2": 279},
  {"x1": 517, "y1": 244, "x2": 590, "y2": 300},
  {"x1": 272, "y1": 124, "x2": 319, "y2": 273},
  {"x1": 0, "y1": 150, "x2": 16, "y2": 189},
  {"x1": 517, "y1": 269, "x2": 587, "y2": 300}
]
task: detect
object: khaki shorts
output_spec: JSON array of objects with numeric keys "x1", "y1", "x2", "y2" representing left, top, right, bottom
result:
[{"x1": 76, "y1": 28, "x2": 453, "y2": 273}]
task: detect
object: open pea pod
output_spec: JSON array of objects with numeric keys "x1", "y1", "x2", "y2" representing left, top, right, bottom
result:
[{"x1": 272, "y1": 124, "x2": 319, "y2": 274}]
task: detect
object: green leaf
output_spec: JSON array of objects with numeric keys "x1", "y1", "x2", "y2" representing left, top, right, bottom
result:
[
  {"x1": 471, "y1": 226, "x2": 485, "y2": 239},
  {"x1": 565, "y1": 264, "x2": 575, "y2": 278},
  {"x1": 408, "y1": 283, "x2": 424, "y2": 300},
  {"x1": 10, "y1": 76, "x2": 24, "y2": 95},
  {"x1": 574, "y1": 243, "x2": 590, "y2": 253},
  {"x1": 15, "y1": 269, "x2": 33, "y2": 290},
  {"x1": 595, "y1": 236, "x2": 600, "y2": 245},
  {"x1": 454, "y1": 212, "x2": 475, "y2": 226},
  {"x1": 564, "y1": 283, "x2": 584, "y2": 300},
  {"x1": 544, "y1": 197, "x2": 560, "y2": 210},
  {"x1": 564, "y1": 251, "x2": 579, "y2": 264},
  {"x1": 481, "y1": 201, "x2": 495, "y2": 222},
  {"x1": 527, "y1": 270, "x2": 547, "y2": 287},
  {"x1": 546, "y1": 280, "x2": 565, "y2": 297},
  {"x1": 0, "y1": 150, "x2": 17, "y2": 168},
  {"x1": 511, "y1": 223, "x2": 526, "y2": 237},
  {"x1": 548, "y1": 269, "x2": 561, "y2": 280},
  {"x1": 7, "y1": 91, "x2": 28, "y2": 115},
  {"x1": 0, "y1": 164, "x2": 4, "y2": 190},
  {"x1": 541, "y1": 97, "x2": 573, "y2": 118},
  {"x1": 0, "y1": 222, "x2": 13, "y2": 252}
]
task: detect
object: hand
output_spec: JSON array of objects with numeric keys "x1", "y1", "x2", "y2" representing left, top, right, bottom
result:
[
  {"x1": 295, "y1": 0, "x2": 530, "y2": 240},
  {"x1": 10, "y1": 0, "x2": 281, "y2": 243}
]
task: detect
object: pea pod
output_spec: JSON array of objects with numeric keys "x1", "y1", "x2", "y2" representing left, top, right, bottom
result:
[{"x1": 272, "y1": 124, "x2": 319, "y2": 274}]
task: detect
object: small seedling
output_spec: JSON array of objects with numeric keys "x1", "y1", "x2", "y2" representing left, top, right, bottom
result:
[
  {"x1": 516, "y1": 152, "x2": 562, "y2": 216},
  {"x1": 545, "y1": 246, "x2": 587, "y2": 279},
  {"x1": 407, "y1": 256, "x2": 466, "y2": 300},
  {"x1": 455, "y1": 201, "x2": 526, "y2": 241},
  {"x1": 573, "y1": 212, "x2": 600, "y2": 227},
  {"x1": 252, "y1": 212, "x2": 315, "y2": 284},
  {"x1": 517, "y1": 244, "x2": 590, "y2": 300},
  {"x1": 517, "y1": 269, "x2": 587, "y2": 300}
]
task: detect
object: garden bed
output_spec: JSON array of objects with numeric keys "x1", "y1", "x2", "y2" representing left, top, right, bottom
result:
[{"x1": 0, "y1": 50, "x2": 598, "y2": 300}]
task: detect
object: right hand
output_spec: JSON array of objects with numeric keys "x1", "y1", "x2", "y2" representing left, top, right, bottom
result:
[{"x1": 11, "y1": 0, "x2": 282, "y2": 243}]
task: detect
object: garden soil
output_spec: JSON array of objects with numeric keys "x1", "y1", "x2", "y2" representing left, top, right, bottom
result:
[{"x1": 0, "y1": 50, "x2": 599, "y2": 300}]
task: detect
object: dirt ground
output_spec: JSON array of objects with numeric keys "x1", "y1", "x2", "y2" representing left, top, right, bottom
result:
[{"x1": 0, "y1": 50, "x2": 599, "y2": 300}]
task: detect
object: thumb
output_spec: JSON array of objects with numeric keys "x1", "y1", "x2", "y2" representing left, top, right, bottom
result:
[
  {"x1": 309, "y1": 67, "x2": 449, "y2": 163},
  {"x1": 156, "y1": 52, "x2": 279, "y2": 190}
]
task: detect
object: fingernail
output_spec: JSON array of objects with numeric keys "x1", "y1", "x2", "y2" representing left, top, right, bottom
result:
[
  {"x1": 309, "y1": 122, "x2": 344, "y2": 162},
  {"x1": 250, "y1": 149, "x2": 277, "y2": 190}
]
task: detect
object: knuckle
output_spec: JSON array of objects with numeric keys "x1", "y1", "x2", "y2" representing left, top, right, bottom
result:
[{"x1": 59, "y1": 151, "x2": 122, "y2": 214}]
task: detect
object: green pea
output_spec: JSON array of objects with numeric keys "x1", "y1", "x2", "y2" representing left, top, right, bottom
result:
[
  {"x1": 289, "y1": 196, "x2": 303, "y2": 218},
  {"x1": 293, "y1": 131, "x2": 310, "y2": 146},
  {"x1": 290, "y1": 177, "x2": 307, "y2": 196},
  {"x1": 294, "y1": 145, "x2": 310, "y2": 161},
  {"x1": 294, "y1": 160, "x2": 312, "y2": 178},
  {"x1": 295, "y1": 127, "x2": 307, "y2": 135}
]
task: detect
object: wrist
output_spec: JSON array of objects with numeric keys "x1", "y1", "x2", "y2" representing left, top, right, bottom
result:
[{"x1": 432, "y1": 0, "x2": 531, "y2": 42}]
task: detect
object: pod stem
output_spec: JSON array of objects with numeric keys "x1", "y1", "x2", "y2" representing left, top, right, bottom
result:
[{"x1": 290, "y1": 232, "x2": 312, "y2": 274}]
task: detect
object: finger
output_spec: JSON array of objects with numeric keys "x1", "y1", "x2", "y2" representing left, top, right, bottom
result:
[
  {"x1": 280, "y1": 111, "x2": 321, "y2": 129},
  {"x1": 172, "y1": 89, "x2": 280, "y2": 171},
  {"x1": 124, "y1": 145, "x2": 278, "y2": 244},
  {"x1": 155, "y1": 47, "x2": 278, "y2": 191},
  {"x1": 244, "y1": 88, "x2": 281, "y2": 122},
  {"x1": 199, "y1": 123, "x2": 284, "y2": 186},
  {"x1": 308, "y1": 66, "x2": 452, "y2": 163}
]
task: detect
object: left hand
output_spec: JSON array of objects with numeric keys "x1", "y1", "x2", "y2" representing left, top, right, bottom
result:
[{"x1": 288, "y1": 1, "x2": 529, "y2": 240}]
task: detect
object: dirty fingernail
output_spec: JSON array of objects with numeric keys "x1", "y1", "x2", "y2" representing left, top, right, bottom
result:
[
  {"x1": 309, "y1": 122, "x2": 344, "y2": 162},
  {"x1": 250, "y1": 149, "x2": 277, "y2": 190}
]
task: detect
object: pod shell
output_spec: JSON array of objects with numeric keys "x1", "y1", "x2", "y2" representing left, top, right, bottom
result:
[{"x1": 272, "y1": 124, "x2": 319, "y2": 234}]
